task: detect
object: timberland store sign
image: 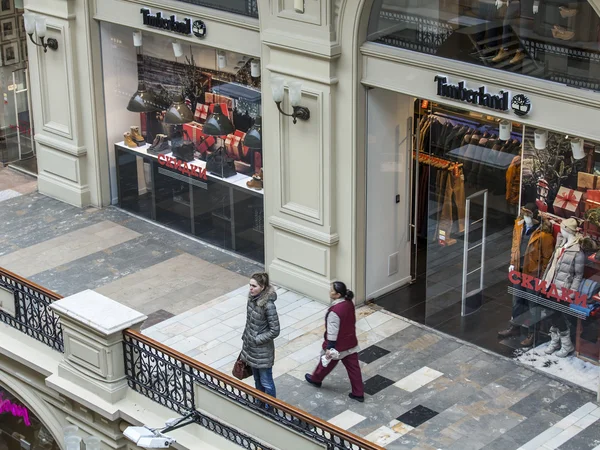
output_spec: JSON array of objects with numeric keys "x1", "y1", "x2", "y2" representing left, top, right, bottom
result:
[
  {"x1": 140, "y1": 8, "x2": 207, "y2": 38},
  {"x1": 434, "y1": 76, "x2": 531, "y2": 116}
]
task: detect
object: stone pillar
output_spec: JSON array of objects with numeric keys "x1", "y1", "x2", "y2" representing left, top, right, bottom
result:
[
  {"x1": 26, "y1": 0, "x2": 110, "y2": 207},
  {"x1": 257, "y1": 0, "x2": 362, "y2": 302},
  {"x1": 49, "y1": 289, "x2": 146, "y2": 403}
]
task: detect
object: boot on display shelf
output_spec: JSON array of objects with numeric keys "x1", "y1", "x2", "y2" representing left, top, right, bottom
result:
[
  {"x1": 552, "y1": 25, "x2": 575, "y2": 40},
  {"x1": 124, "y1": 132, "x2": 137, "y2": 148},
  {"x1": 148, "y1": 134, "x2": 170, "y2": 155},
  {"x1": 130, "y1": 126, "x2": 145, "y2": 146},
  {"x1": 555, "y1": 331, "x2": 575, "y2": 357},
  {"x1": 544, "y1": 326, "x2": 561, "y2": 354},
  {"x1": 246, "y1": 168, "x2": 263, "y2": 190},
  {"x1": 509, "y1": 49, "x2": 525, "y2": 64},
  {"x1": 492, "y1": 48, "x2": 511, "y2": 63},
  {"x1": 559, "y1": 6, "x2": 577, "y2": 18}
]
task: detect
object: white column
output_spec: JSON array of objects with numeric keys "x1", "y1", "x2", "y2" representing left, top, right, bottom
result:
[{"x1": 49, "y1": 290, "x2": 147, "y2": 403}]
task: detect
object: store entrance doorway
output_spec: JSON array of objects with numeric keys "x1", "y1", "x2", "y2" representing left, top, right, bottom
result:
[{"x1": 366, "y1": 88, "x2": 531, "y2": 357}]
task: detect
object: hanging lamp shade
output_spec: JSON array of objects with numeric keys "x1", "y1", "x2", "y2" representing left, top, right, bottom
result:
[
  {"x1": 163, "y1": 95, "x2": 194, "y2": 124},
  {"x1": 203, "y1": 104, "x2": 234, "y2": 136},
  {"x1": 243, "y1": 116, "x2": 262, "y2": 149},
  {"x1": 127, "y1": 82, "x2": 161, "y2": 113}
]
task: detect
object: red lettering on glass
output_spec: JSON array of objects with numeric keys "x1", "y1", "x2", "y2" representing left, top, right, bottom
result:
[{"x1": 507, "y1": 271, "x2": 587, "y2": 308}]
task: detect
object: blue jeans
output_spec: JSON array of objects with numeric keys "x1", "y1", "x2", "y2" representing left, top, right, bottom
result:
[{"x1": 252, "y1": 367, "x2": 276, "y2": 398}]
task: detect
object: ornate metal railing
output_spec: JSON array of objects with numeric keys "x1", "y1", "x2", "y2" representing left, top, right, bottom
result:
[
  {"x1": 0, "y1": 267, "x2": 64, "y2": 352},
  {"x1": 123, "y1": 330, "x2": 383, "y2": 450}
]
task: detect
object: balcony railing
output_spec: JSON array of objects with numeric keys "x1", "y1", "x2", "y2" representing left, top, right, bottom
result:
[
  {"x1": 123, "y1": 330, "x2": 384, "y2": 450},
  {"x1": 0, "y1": 267, "x2": 64, "y2": 352}
]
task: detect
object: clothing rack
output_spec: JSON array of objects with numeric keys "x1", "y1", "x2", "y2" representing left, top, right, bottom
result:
[{"x1": 413, "y1": 151, "x2": 463, "y2": 170}]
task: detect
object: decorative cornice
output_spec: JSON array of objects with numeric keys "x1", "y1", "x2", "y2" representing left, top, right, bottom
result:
[{"x1": 269, "y1": 216, "x2": 339, "y2": 246}]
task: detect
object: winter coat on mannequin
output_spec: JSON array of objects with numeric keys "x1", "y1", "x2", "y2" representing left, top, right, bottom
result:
[
  {"x1": 543, "y1": 220, "x2": 585, "y2": 292},
  {"x1": 510, "y1": 217, "x2": 555, "y2": 276}
]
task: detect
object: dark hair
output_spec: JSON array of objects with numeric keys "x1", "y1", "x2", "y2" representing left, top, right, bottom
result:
[
  {"x1": 333, "y1": 281, "x2": 354, "y2": 301},
  {"x1": 251, "y1": 272, "x2": 270, "y2": 289}
]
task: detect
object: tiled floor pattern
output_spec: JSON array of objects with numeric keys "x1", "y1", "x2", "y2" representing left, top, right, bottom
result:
[
  {"x1": 0, "y1": 189, "x2": 261, "y2": 320},
  {"x1": 0, "y1": 166, "x2": 37, "y2": 197},
  {"x1": 144, "y1": 287, "x2": 600, "y2": 449}
]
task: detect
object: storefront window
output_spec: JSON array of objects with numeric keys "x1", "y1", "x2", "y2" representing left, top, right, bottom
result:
[
  {"x1": 0, "y1": 7, "x2": 36, "y2": 174},
  {"x1": 367, "y1": 0, "x2": 600, "y2": 93},
  {"x1": 368, "y1": 90, "x2": 600, "y2": 380},
  {"x1": 100, "y1": 23, "x2": 264, "y2": 262},
  {"x1": 173, "y1": 0, "x2": 258, "y2": 18},
  {"x1": 0, "y1": 387, "x2": 59, "y2": 450}
]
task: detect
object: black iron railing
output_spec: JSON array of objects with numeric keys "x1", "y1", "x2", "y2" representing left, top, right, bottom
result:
[
  {"x1": 0, "y1": 267, "x2": 64, "y2": 352},
  {"x1": 123, "y1": 330, "x2": 382, "y2": 450}
]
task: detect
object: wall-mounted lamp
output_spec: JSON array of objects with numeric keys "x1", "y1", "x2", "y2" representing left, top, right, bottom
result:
[
  {"x1": 270, "y1": 76, "x2": 310, "y2": 124},
  {"x1": 172, "y1": 41, "x2": 183, "y2": 58},
  {"x1": 133, "y1": 30, "x2": 143, "y2": 47},
  {"x1": 23, "y1": 13, "x2": 58, "y2": 53},
  {"x1": 250, "y1": 59, "x2": 260, "y2": 78},
  {"x1": 217, "y1": 51, "x2": 227, "y2": 70}
]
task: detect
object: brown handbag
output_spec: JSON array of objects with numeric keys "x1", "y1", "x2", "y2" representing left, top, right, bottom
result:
[{"x1": 232, "y1": 353, "x2": 252, "y2": 380}]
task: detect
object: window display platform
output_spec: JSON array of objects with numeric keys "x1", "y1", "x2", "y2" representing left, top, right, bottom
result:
[{"x1": 115, "y1": 142, "x2": 264, "y2": 262}]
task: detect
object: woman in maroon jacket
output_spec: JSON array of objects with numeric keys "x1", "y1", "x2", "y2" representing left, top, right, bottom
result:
[{"x1": 304, "y1": 281, "x2": 365, "y2": 402}]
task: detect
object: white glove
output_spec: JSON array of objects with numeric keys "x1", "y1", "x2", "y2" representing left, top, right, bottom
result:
[
  {"x1": 533, "y1": 1, "x2": 539, "y2": 13},
  {"x1": 509, "y1": 265, "x2": 515, "y2": 272}
]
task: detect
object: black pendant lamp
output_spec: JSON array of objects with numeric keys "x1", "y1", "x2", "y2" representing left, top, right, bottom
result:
[
  {"x1": 127, "y1": 82, "x2": 161, "y2": 113},
  {"x1": 243, "y1": 116, "x2": 262, "y2": 149},
  {"x1": 164, "y1": 95, "x2": 194, "y2": 124},
  {"x1": 203, "y1": 104, "x2": 234, "y2": 136}
]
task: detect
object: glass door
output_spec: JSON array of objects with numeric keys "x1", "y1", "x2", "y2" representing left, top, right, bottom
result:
[{"x1": 11, "y1": 67, "x2": 34, "y2": 161}]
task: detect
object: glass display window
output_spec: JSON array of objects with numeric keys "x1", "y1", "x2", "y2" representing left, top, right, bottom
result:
[
  {"x1": 367, "y1": 89, "x2": 600, "y2": 381},
  {"x1": 367, "y1": 0, "x2": 600, "y2": 94},
  {"x1": 100, "y1": 23, "x2": 264, "y2": 262}
]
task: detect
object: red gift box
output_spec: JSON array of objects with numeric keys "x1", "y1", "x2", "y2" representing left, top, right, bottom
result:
[
  {"x1": 553, "y1": 187, "x2": 583, "y2": 218},
  {"x1": 194, "y1": 103, "x2": 209, "y2": 123},
  {"x1": 183, "y1": 122, "x2": 206, "y2": 143},
  {"x1": 197, "y1": 136, "x2": 215, "y2": 154},
  {"x1": 585, "y1": 190, "x2": 600, "y2": 212}
]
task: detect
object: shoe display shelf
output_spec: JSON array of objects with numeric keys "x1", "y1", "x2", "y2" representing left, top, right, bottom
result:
[{"x1": 115, "y1": 141, "x2": 264, "y2": 258}]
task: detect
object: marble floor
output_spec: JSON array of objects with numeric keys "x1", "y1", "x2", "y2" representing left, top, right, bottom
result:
[
  {"x1": 144, "y1": 286, "x2": 600, "y2": 450},
  {"x1": 2, "y1": 179, "x2": 600, "y2": 449}
]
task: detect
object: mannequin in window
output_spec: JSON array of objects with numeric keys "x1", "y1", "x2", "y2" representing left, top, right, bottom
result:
[
  {"x1": 492, "y1": 0, "x2": 526, "y2": 64},
  {"x1": 498, "y1": 205, "x2": 555, "y2": 346},
  {"x1": 542, "y1": 217, "x2": 584, "y2": 357}
]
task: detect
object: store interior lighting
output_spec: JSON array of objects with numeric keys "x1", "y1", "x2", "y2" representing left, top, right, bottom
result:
[
  {"x1": 133, "y1": 30, "x2": 142, "y2": 47},
  {"x1": 571, "y1": 137, "x2": 585, "y2": 160},
  {"x1": 203, "y1": 104, "x2": 234, "y2": 136},
  {"x1": 243, "y1": 116, "x2": 262, "y2": 149},
  {"x1": 23, "y1": 13, "x2": 58, "y2": 52},
  {"x1": 250, "y1": 59, "x2": 261, "y2": 78},
  {"x1": 217, "y1": 51, "x2": 227, "y2": 70},
  {"x1": 270, "y1": 76, "x2": 310, "y2": 124},
  {"x1": 534, "y1": 129, "x2": 548, "y2": 150},
  {"x1": 499, "y1": 119, "x2": 511, "y2": 141},
  {"x1": 163, "y1": 95, "x2": 194, "y2": 125},
  {"x1": 172, "y1": 41, "x2": 183, "y2": 58}
]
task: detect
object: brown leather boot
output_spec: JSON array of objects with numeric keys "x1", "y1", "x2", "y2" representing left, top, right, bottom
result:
[
  {"x1": 498, "y1": 324, "x2": 520, "y2": 338},
  {"x1": 124, "y1": 132, "x2": 137, "y2": 148},
  {"x1": 510, "y1": 49, "x2": 525, "y2": 64},
  {"x1": 492, "y1": 48, "x2": 510, "y2": 63},
  {"x1": 520, "y1": 332, "x2": 534, "y2": 347},
  {"x1": 246, "y1": 172, "x2": 263, "y2": 190},
  {"x1": 559, "y1": 6, "x2": 577, "y2": 18},
  {"x1": 130, "y1": 126, "x2": 145, "y2": 145},
  {"x1": 552, "y1": 25, "x2": 574, "y2": 40}
]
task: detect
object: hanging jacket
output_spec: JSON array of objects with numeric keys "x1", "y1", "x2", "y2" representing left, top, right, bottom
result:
[
  {"x1": 510, "y1": 219, "x2": 556, "y2": 276},
  {"x1": 506, "y1": 155, "x2": 521, "y2": 205}
]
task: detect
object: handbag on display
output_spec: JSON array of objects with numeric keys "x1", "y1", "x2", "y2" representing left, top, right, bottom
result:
[
  {"x1": 206, "y1": 147, "x2": 237, "y2": 178},
  {"x1": 232, "y1": 353, "x2": 252, "y2": 380},
  {"x1": 171, "y1": 142, "x2": 196, "y2": 162}
]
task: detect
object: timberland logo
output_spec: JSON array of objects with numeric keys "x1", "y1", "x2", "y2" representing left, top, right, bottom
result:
[
  {"x1": 508, "y1": 270, "x2": 588, "y2": 308},
  {"x1": 434, "y1": 76, "x2": 511, "y2": 113},
  {"x1": 141, "y1": 8, "x2": 192, "y2": 35}
]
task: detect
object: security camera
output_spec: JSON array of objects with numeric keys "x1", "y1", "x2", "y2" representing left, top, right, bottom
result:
[{"x1": 123, "y1": 426, "x2": 176, "y2": 448}]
